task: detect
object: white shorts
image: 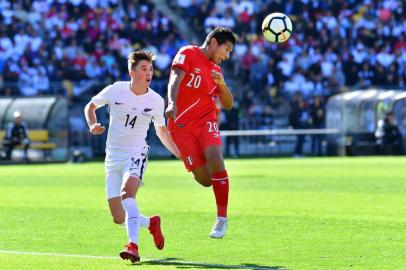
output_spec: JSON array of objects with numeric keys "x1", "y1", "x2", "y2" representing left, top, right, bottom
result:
[{"x1": 104, "y1": 146, "x2": 150, "y2": 199}]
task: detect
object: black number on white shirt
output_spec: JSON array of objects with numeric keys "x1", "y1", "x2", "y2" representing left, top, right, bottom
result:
[
  {"x1": 131, "y1": 157, "x2": 140, "y2": 168},
  {"x1": 125, "y1": 114, "x2": 137, "y2": 128},
  {"x1": 186, "y1": 73, "x2": 202, "y2": 88}
]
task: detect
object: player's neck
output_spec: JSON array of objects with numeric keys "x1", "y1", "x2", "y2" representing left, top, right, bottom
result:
[
  {"x1": 199, "y1": 46, "x2": 212, "y2": 61},
  {"x1": 129, "y1": 81, "x2": 149, "y2": 95}
]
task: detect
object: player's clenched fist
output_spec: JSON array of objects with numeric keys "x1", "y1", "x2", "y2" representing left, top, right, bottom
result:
[
  {"x1": 165, "y1": 102, "x2": 177, "y2": 119},
  {"x1": 89, "y1": 123, "x2": 105, "y2": 135}
]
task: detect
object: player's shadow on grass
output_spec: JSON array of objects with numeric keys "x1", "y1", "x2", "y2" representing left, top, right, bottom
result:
[{"x1": 141, "y1": 257, "x2": 288, "y2": 269}]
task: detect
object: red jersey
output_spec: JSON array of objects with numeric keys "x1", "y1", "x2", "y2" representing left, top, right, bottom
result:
[{"x1": 168, "y1": 45, "x2": 222, "y2": 132}]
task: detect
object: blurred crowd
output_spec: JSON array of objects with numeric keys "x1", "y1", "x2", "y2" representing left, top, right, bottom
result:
[
  {"x1": 1, "y1": 0, "x2": 406, "y2": 132},
  {"x1": 0, "y1": 0, "x2": 187, "y2": 97},
  {"x1": 178, "y1": 0, "x2": 406, "y2": 121}
]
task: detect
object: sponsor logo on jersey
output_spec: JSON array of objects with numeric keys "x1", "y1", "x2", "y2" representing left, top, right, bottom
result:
[
  {"x1": 143, "y1": 108, "x2": 153, "y2": 112},
  {"x1": 176, "y1": 123, "x2": 185, "y2": 128},
  {"x1": 115, "y1": 101, "x2": 124, "y2": 105},
  {"x1": 194, "y1": 68, "x2": 201, "y2": 73}
]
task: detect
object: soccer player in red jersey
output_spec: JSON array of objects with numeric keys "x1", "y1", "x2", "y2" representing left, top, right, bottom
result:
[{"x1": 165, "y1": 27, "x2": 236, "y2": 238}]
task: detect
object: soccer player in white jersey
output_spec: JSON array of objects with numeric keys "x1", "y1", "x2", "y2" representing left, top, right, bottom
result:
[{"x1": 84, "y1": 51, "x2": 180, "y2": 263}]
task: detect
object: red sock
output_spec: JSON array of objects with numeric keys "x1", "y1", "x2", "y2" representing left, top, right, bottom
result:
[{"x1": 211, "y1": 170, "x2": 229, "y2": 217}]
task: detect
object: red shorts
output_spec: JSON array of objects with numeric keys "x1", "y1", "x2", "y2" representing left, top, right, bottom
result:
[{"x1": 171, "y1": 120, "x2": 222, "y2": 171}]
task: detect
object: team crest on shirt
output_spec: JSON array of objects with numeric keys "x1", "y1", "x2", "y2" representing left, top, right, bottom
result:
[
  {"x1": 174, "y1": 53, "x2": 186, "y2": 64},
  {"x1": 186, "y1": 156, "x2": 193, "y2": 165},
  {"x1": 142, "y1": 108, "x2": 153, "y2": 116}
]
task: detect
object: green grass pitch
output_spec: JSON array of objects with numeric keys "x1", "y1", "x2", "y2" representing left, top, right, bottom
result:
[{"x1": 0, "y1": 157, "x2": 405, "y2": 270}]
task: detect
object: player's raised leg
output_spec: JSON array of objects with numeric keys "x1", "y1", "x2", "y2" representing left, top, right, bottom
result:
[
  {"x1": 205, "y1": 145, "x2": 229, "y2": 238},
  {"x1": 148, "y1": 215, "x2": 164, "y2": 250}
]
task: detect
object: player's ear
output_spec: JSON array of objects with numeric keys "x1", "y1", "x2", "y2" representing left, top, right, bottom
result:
[
  {"x1": 129, "y1": 70, "x2": 135, "y2": 77},
  {"x1": 209, "y1": 37, "x2": 218, "y2": 47}
]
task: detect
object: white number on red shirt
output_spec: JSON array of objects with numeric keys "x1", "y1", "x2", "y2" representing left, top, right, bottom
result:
[{"x1": 186, "y1": 73, "x2": 202, "y2": 88}]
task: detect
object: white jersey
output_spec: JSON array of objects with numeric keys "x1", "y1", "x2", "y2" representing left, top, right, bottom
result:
[{"x1": 91, "y1": 81, "x2": 165, "y2": 159}]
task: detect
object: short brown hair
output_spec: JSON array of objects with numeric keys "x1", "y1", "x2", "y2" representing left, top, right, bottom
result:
[{"x1": 127, "y1": 50, "x2": 156, "y2": 71}]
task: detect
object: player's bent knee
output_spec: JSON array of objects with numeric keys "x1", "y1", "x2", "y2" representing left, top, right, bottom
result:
[
  {"x1": 121, "y1": 190, "x2": 134, "y2": 200},
  {"x1": 194, "y1": 175, "x2": 212, "y2": 187},
  {"x1": 195, "y1": 177, "x2": 211, "y2": 187},
  {"x1": 113, "y1": 216, "x2": 125, "y2": 225}
]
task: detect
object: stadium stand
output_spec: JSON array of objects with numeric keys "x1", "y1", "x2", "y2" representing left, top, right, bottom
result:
[
  {"x1": 0, "y1": 96, "x2": 68, "y2": 162},
  {"x1": 0, "y1": 0, "x2": 405, "y2": 157}
]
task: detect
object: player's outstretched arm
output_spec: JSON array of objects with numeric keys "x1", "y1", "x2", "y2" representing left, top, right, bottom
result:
[
  {"x1": 155, "y1": 126, "x2": 181, "y2": 158},
  {"x1": 84, "y1": 102, "x2": 106, "y2": 135},
  {"x1": 212, "y1": 70, "x2": 233, "y2": 110},
  {"x1": 165, "y1": 67, "x2": 185, "y2": 119}
]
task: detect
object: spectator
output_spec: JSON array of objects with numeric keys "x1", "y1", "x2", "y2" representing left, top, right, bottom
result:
[
  {"x1": 1, "y1": 111, "x2": 30, "y2": 161},
  {"x1": 375, "y1": 111, "x2": 403, "y2": 155},
  {"x1": 2, "y1": 0, "x2": 406, "y2": 144},
  {"x1": 222, "y1": 103, "x2": 240, "y2": 157},
  {"x1": 310, "y1": 95, "x2": 326, "y2": 156},
  {"x1": 1, "y1": 1, "x2": 181, "y2": 98},
  {"x1": 289, "y1": 99, "x2": 310, "y2": 157},
  {"x1": 69, "y1": 109, "x2": 87, "y2": 147}
]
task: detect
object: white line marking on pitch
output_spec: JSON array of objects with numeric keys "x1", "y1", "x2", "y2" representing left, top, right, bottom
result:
[
  {"x1": 0, "y1": 249, "x2": 117, "y2": 260},
  {"x1": 0, "y1": 249, "x2": 279, "y2": 270}
]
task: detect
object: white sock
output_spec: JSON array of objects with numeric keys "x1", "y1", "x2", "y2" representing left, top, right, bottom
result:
[
  {"x1": 140, "y1": 215, "x2": 150, "y2": 228},
  {"x1": 122, "y1": 198, "x2": 140, "y2": 244},
  {"x1": 118, "y1": 216, "x2": 149, "y2": 228}
]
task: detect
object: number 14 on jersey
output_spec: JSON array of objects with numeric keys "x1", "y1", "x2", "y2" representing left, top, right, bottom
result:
[{"x1": 125, "y1": 114, "x2": 137, "y2": 128}]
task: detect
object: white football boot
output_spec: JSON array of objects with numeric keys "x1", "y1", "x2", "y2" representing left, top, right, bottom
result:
[{"x1": 209, "y1": 217, "x2": 228, "y2": 238}]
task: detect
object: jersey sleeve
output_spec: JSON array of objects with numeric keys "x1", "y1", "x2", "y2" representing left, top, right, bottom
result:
[
  {"x1": 91, "y1": 84, "x2": 114, "y2": 108},
  {"x1": 153, "y1": 97, "x2": 166, "y2": 127},
  {"x1": 171, "y1": 47, "x2": 192, "y2": 73}
]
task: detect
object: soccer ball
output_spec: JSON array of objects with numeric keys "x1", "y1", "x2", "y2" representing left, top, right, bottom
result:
[{"x1": 261, "y1": 12, "x2": 293, "y2": 43}]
